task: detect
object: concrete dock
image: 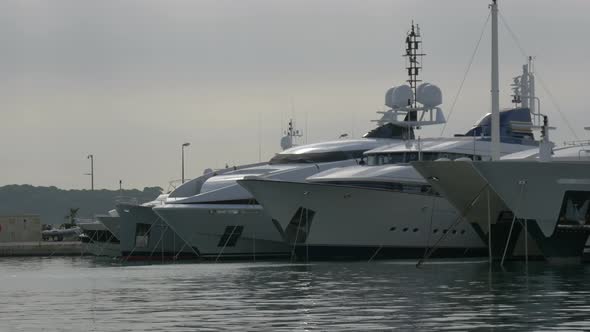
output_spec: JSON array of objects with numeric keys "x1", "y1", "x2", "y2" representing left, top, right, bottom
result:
[{"x1": 0, "y1": 241, "x2": 84, "y2": 257}]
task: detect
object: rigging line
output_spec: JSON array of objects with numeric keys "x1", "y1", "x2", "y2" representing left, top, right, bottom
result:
[
  {"x1": 148, "y1": 224, "x2": 169, "y2": 259},
  {"x1": 498, "y1": 11, "x2": 579, "y2": 140},
  {"x1": 440, "y1": 11, "x2": 491, "y2": 136},
  {"x1": 417, "y1": 183, "x2": 490, "y2": 267},
  {"x1": 123, "y1": 215, "x2": 161, "y2": 261},
  {"x1": 290, "y1": 208, "x2": 305, "y2": 262},
  {"x1": 501, "y1": 181, "x2": 526, "y2": 266},
  {"x1": 422, "y1": 193, "x2": 438, "y2": 259}
]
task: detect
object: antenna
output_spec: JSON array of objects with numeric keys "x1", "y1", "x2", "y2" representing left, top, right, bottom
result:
[
  {"x1": 404, "y1": 21, "x2": 425, "y2": 121},
  {"x1": 280, "y1": 118, "x2": 303, "y2": 150},
  {"x1": 511, "y1": 56, "x2": 541, "y2": 126},
  {"x1": 374, "y1": 22, "x2": 445, "y2": 129}
]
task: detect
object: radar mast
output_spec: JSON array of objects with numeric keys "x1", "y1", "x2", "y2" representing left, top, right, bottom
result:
[{"x1": 404, "y1": 21, "x2": 425, "y2": 121}]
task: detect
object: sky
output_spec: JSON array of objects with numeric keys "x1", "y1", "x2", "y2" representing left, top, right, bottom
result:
[{"x1": 1, "y1": 0, "x2": 590, "y2": 190}]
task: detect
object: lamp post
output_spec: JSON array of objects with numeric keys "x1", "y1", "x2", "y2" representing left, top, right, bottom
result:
[
  {"x1": 181, "y1": 142, "x2": 190, "y2": 183},
  {"x1": 87, "y1": 154, "x2": 94, "y2": 191}
]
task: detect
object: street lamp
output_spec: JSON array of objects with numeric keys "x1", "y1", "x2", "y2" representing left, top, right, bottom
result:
[
  {"x1": 181, "y1": 142, "x2": 190, "y2": 183},
  {"x1": 86, "y1": 154, "x2": 94, "y2": 191}
]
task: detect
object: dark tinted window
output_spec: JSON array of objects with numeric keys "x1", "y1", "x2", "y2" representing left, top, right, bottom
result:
[
  {"x1": 269, "y1": 150, "x2": 366, "y2": 164},
  {"x1": 366, "y1": 152, "x2": 480, "y2": 166}
]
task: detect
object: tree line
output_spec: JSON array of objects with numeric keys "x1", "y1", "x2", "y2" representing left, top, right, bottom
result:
[{"x1": 0, "y1": 185, "x2": 163, "y2": 225}]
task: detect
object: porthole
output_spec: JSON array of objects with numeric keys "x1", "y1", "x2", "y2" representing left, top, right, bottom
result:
[
  {"x1": 413, "y1": 228, "x2": 418, "y2": 232},
  {"x1": 390, "y1": 227, "x2": 396, "y2": 231},
  {"x1": 452, "y1": 230, "x2": 457, "y2": 234},
  {"x1": 443, "y1": 229, "x2": 448, "y2": 234},
  {"x1": 433, "y1": 229, "x2": 439, "y2": 233},
  {"x1": 460, "y1": 230, "x2": 466, "y2": 234},
  {"x1": 403, "y1": 227, "x2": 408, "y2": 232}
]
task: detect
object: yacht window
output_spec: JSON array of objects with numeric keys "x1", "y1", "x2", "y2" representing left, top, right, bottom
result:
[
  {"x1": 365, "y1": 151, "x2": 481, "y2": 166},
  {"x1": 269, "y1": 150, "x2": 366, "y2": 164},
  {"x1": 366, "y1": 153, "x2": 405, "y2": 166}
]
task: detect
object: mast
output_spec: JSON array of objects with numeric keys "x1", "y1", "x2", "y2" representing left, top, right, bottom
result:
[
  {"x1": 490, "y1": 0, "x2": 500, "y2": 160},
  {"x1": 528, "y1": 56, "x2": 538, "y2": 125},
  {"x1": 404, "y1": 22, "x2": 425, "y2": 122}
]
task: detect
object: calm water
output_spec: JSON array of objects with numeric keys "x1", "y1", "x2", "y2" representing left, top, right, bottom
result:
[{"x1": 0, "y1": 257, "x2": 589, "y2": 331}]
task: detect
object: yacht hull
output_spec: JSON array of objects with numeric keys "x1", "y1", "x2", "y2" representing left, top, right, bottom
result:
[
  {"x1": 116, "y1": 203, "x2": 197, "y2": 260},
  {"x1": 154, "y1": 204, "x2": 290, "y2": 260},
  {"x1": 413, "y1": 160, "x2": 590, "y2": 262},
  {"x1": 239, "y1": 179, "x2": 487, "y2": 260},
  {"x1": 475, "y1": 161, "x2": 590, "y2": 261}
]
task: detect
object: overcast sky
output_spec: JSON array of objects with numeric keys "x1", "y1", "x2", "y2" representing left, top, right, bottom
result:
[{"x1": 1, "y1": 0, "x2": 589, "y2": 190}]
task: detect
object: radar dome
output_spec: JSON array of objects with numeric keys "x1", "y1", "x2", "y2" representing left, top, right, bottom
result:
[
  {"x1": 385, "y1": 85, "x2": 413, "y2": 109},
  {"x1": 416, "y1": 83, "x2": 442, "y2": 108}
]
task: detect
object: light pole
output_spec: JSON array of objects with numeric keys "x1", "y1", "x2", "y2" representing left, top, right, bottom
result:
[
  {"x1": 87, "y1": 154, "x2": 94, "y2": 191},
  {"x1": 181, "y1": 142, "x2": 190, "y2": 183}
]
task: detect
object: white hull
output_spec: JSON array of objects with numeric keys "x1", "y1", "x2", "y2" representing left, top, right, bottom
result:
[
  {"x1": 239, "y1": 179, "x2": 486, "y2": 259},
  {"x1": 413, "y1": 160, "x2": 590, "y2": 260},
  {"x1": 474, "y1": 161, "x2": 590, "y2": 237},
  {"x1": 154, "y1": 204, "x2": 289, "y2": 259}
]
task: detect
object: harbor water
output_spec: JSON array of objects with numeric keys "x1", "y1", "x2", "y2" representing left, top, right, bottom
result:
[{"x1": 1, "y1": 257, "x2": 590, "y2": 331}]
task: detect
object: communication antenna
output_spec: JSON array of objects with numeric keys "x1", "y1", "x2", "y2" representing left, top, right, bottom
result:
[
  {"x1": 404, "y1": 21, "x2": 426, "y2": 120},
  {"x1": 280, "y1": 119, "x2": 303, "y2": 150}
]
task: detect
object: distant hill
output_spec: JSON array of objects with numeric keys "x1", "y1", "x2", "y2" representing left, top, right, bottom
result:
[{"x1": 0, "y1": 185, "x2": 163, "y2": 225}]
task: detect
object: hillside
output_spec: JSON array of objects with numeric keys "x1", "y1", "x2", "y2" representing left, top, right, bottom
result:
[{"x1": 0, "y1": 185, "x2": 163, "y2": 224}]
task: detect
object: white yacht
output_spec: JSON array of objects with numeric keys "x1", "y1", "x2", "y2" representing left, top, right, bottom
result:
[
  {"x1": 413, "y1": 136, "x2": 590, "y2": 262},
  {"x1": 153, "y1": 23, "x2": 447, "y2": 260},
  {"x1": 238, "y1": 107, "x2": 539, "y2": 260},
  {"x1": 410, "y1": 0, "x2": 590, "y2": 263},
  {"x1": 154, "y1": 130, "x2": 412, "y2": 259}
]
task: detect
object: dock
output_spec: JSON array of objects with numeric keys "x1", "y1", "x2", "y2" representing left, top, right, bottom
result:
[{"x1": 0, "y1": 241, "x2": 84, "y2": 257}]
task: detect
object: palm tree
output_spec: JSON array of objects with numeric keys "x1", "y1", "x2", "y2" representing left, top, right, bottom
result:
[{"x1": 63, "y1": 208, "x2": 79, "y2": 229}]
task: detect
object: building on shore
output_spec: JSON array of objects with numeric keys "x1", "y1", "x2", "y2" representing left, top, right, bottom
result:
[{"x1": 0, "y1": 215, "x2": 42, "y2": 242}]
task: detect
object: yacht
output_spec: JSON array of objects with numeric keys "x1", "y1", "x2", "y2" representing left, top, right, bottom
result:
[
  {"x1": 151, "y1": 22, "x2": 523, "y2": 261},
  {"x1": 154, "y1": 128, "x2": 412, "y2": 259},
  {"x1": 410, "y1": 0, "x2": 590, "y2": 263},
  {"x1": 238, "y1": 107, "x2": 538, "y2": 260},
  {"x1": 413, "y1": 135, "x2": 590, "y2": 263},
  {"x1": 152, "y1": 24, "x2": 447, "y2": 260}
]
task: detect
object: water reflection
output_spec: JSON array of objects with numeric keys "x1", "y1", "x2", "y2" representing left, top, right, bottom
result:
[{"x1": 0, "y1": 257, "x2": 589, "y2": 331}]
